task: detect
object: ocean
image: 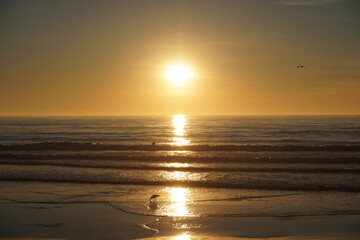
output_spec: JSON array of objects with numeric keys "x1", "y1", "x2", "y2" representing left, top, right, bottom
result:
[{"x1": 1, "y1": 115, "x2": 360, "y2": 239}]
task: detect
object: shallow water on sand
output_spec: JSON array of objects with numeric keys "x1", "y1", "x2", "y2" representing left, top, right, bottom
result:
[
  {"x1": 2, "y1": 182, "x2": 360, "y2": 218},
  {"x1": 1, "y1": 182, "x2": 360, "y2": 239}
]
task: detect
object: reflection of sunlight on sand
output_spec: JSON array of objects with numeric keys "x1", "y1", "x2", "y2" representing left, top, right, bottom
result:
[
  {"x1": 159, "y1": 187, "x2": 193, "y2": 217},
  {"x1": 174, "y1": 232, "x2": 192, "y2": 240},
  {"x1": 172, "y1": 115, "x2": 190, "y2": 146}
]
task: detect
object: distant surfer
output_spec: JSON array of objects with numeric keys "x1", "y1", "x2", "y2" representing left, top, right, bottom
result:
[{"x1": 152, "y1": 141, "x2": 156, "y2": 146}]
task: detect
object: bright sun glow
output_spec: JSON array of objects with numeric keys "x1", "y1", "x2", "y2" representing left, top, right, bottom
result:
[{"x1": 165, "y1": 64, "x2": 193, "y2": 86}]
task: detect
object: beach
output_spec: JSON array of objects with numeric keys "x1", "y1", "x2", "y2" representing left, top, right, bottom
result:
[
  {"x1": 1, "y1": 181, "x2": 360, "y2": 240},
  {"x1": 2, "y1": 0, "x2": 360, "y2": 238},
  {"x1": 0, "y1": 115, "x2": 359, "y2": 239}
]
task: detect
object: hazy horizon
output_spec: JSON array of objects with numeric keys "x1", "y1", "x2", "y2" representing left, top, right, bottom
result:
[{"x1": 1, "y1": 113, "x2": 360, "y2": 117}]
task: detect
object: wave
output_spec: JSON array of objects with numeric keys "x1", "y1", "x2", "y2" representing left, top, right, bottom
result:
[
  {"x1": 5, "y1": 195, "x2": 360, "y2": 218},
  {"x1": 1, "y1": 141, "x2": 360, "y2": 152},
  {"x1": 109, "y1": 202, "x2": 360, "y2": 218},
  {"x1": 1, "y1": 177, "x2": 360, "y2": 192},
  {"x1": 5, "y1": 196, "x2": 360, "y2": 218},
  {"x1": 3, "y1": 193, "x2": 305, "y2": 205},
  {"x1": 1, "y1": 161, "x2": 359, "y2": 173},
  {"x1": 1, "y1": 152, "x2": 360, "y2": 164}
]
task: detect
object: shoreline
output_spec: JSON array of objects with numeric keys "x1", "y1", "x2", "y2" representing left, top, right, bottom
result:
[
  {"x1": 1, "y1": 181, "x2": 360, "y2": 240},
  {"x1": 2, "y1": 201, "x2": 360, "y2": 239}
]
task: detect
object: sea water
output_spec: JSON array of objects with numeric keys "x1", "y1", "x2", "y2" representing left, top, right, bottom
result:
[{"x1": 0, "y1": 115, "x2": 360, "y2": 231}]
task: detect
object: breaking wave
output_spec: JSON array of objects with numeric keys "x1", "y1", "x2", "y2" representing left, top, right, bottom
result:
[
  {"x1": 1, "y1": 152, "x2": 360, "y2": 164},
  {"x1": 1, "y1": 141, "x2": 360, "y2": 152},
  {"x1": 1, "y1": 177, "x2": 360, "y2": 192},
  {"x1": 1, "y1": 161, "x2": 360, "y2": 173}
]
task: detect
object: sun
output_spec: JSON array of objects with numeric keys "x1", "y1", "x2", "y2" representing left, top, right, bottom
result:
[{"x1": 165, "y1": 64, "x2": 194, "y2": 86}]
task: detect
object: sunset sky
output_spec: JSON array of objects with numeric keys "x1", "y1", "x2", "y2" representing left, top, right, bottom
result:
[{"x1": 0, "y1": 0, "x2": 359, "y2": 115}]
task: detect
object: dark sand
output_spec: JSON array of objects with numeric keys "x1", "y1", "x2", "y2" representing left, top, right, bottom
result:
[
  {"x1": 1, "y1": 202, "x2": 360, "y2": 240},
  {"x1": 1, "y1": 182, "x2": 360, "y2": 240}
]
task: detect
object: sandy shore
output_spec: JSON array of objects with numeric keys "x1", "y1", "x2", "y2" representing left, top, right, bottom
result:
[
  {"x1": 1, "y1": 237, "x2": 360, "y2": 240},
  {"x1": 1, "y1": 181, "x2": 360, "y2": 240},
  {"x1": 1, "y1": 201, "x2": 360, "y2": 240},
  {"x1": 137, "y1": 237, "x2": 360, "y2": 240}
]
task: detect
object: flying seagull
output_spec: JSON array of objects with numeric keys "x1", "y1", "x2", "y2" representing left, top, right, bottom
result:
[{"x1": 297, "y1": 65, "x2": 305, "y2": 68}]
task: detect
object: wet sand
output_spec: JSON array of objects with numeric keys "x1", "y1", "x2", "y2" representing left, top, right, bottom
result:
[
  {"x1": 138, "y1": 237, "x2": 360, "y2": 240},
  {"x1": 1, "y1": 201, "x2": 360, "y2": 240},
  {"x1": 1, "y1": 181, "x2": 360, "y2": 240},
  {"x1": 1, "y1": 238, "x2": 360, "y2": 240}
]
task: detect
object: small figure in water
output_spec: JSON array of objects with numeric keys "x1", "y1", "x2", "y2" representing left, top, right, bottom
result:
[{"x1": 152, "y1": 141, "x2": 156, "y2": 146}]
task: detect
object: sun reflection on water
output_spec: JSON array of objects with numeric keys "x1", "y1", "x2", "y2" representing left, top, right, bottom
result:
[
  {"x1": 172, "y1": 115, "x2": 190, "y2": 146},
  {"x1": 165, "y1": 162, "x2": 190, "y2": 168},
  {"x1": 159, "y1": 187, "x2": 193, "y2": 217},
  {"x1": 168, "y1": 171, "x2": 189, "y2": 181},
  {"x1": 160, "y1": 162, "x2": 203, "y2": 183}
]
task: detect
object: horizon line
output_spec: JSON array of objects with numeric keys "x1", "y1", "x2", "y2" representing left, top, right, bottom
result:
[{"x1": 0, "y1": 113, "x2": 359, "y2": 117}]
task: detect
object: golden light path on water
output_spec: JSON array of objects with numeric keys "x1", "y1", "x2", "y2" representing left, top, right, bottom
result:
[
  {"x1": 159, "y1": 187, "x2": 193, "y2": 217},
  {"x1": 172, "y1": 114, "x2": 190, "y2": 146},
  {"x1": 165, "y1": 162, "x2": 190, "y2": 168},
  {"x1": 154, "y1": 115, "x2": 196, "y2": 217}
]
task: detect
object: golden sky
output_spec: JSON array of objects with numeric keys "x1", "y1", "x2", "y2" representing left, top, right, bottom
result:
[{"x1": 0, "y1": 0, "x2": 359, "y2": 115}]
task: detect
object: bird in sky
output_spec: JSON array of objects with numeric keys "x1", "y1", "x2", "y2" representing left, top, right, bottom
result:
[{"x1": 297, "y1": 65, "x2": 305, "y2": 68}]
